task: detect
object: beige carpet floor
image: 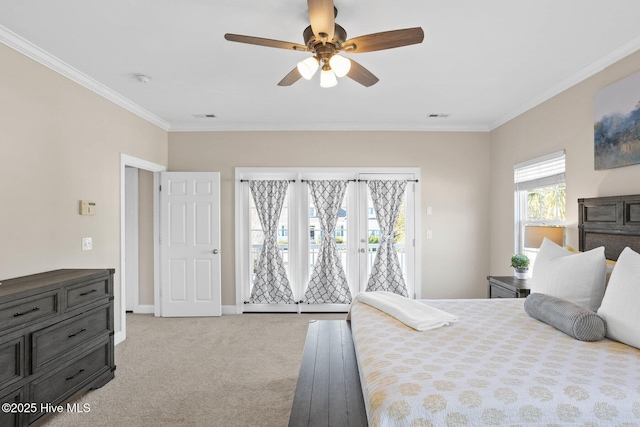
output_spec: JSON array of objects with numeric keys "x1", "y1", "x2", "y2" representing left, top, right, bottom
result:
[{"x1": 34, "y1": 312, "x2": 345, "y2": 427}]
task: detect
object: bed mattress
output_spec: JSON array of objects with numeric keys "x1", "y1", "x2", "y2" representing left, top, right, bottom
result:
[{"x1": 349, "y1": 298, "x2": 640, "y2": 426}]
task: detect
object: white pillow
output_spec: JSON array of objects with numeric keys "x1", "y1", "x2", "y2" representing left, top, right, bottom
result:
[
  {"x1": 531, "y1": 238, "x2": 606, "y2": 311},
  {"x1": 597, "y1": 247, "x2": 640, "y2": 349}
]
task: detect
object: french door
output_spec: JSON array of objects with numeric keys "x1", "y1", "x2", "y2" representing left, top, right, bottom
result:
[{"x1": 235, "y1": 168, "x2": 420, "y2": 313}]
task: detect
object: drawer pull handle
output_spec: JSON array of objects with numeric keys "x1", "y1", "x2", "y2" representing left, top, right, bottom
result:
[
  {"x1": 66, "y1": 368, "x2": 85, "y2": 381},
  {"x1": 13, "y1": 306, "x2": 40, "y2": 317},
  {"x1": 79, "y1": 289, "x2": 98, "y2": 296},
  {"x1": 68, "y1": 328, "x2": 87, "y2": 338}
]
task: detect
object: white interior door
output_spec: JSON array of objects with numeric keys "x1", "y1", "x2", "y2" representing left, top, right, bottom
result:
[{"x1": 160, "y1": 172, "x2": 221, "y2": 317}]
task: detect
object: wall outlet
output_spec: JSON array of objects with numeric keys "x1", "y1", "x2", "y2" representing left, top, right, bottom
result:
[{"x1": 82, "y1": 237, "x2": 93, "y2": 251}]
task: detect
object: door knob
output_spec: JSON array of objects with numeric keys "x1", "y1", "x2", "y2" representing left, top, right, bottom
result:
[
  {"x1": 359, "y1": 248, "x2": 366, "y2": 253},
  {"x1": 213, "y1": 249, "x2": 219, "y2": 254}
]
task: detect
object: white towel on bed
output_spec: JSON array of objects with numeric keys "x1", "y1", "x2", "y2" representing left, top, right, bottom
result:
[{"x1": 347, "y1": 291, "x2": 458, "y2": 331}]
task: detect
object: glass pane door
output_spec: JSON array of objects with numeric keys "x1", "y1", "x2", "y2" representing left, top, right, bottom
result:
[
  {"x1": 365, "y1": 191, "x2": 408, "y2": 284},
  {"x1": 307, "y1": 188, "x2": 349, "y2": 286},
  {"x1": 357, "y1": 174, "x2": 416, "y2": 298},
  {"x1": 248, "y1": 187, "x2": 290, "y2": 292}
]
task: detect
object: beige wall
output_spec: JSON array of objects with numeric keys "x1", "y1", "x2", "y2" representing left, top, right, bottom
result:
[
  {"x1": 0, "y1": 44, "x2": 168, "y2": 333},
  {"x1": 138, "y1": 169, "x2": 155, "y2": 305},
  {"x1": 168, "y1": 131, "x2": 492, "y2": 304},
  {"x1": 489, "y1": 50, "x2": 640, "y2": 275}
]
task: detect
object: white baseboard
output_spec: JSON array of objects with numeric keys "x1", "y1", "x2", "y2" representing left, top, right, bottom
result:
[
  {"x1": 222, "y1": 305, "x2": 239, "y2": 315},
  {"x1": 133, "y1": 305, "x2": 155, "y2": 314}
]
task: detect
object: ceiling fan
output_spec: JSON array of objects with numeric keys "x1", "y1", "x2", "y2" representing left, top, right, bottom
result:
[{"x1": 224, "y1": 0, "x2": 424, "y2": 88}]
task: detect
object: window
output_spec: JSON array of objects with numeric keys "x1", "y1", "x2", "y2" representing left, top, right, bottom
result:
[{"x1": 514, "y1": 151, "x2": 566, "y2": 268}]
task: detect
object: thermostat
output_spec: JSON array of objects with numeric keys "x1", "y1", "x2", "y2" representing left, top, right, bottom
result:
[{"x1": 79, "y1": 200, "x2": 96, "y2": 215}]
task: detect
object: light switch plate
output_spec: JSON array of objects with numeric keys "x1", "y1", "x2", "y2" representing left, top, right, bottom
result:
[{"x1": 82, "y1": 237, "x2": 92, "y2": 251}]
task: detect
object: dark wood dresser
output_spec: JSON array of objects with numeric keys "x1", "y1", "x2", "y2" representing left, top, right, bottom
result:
[{"x1": 0, "y1": 269, "x2": 115, "y2": 426}]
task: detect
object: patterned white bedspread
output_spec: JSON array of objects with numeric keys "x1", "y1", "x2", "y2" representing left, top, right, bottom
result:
[{"x1": 350, "y1": 298, "x2": 640, "y2": 427}]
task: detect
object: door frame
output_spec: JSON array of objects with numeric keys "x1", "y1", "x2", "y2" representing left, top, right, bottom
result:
[
  {"x1": 119, "y1": 153, "x2": 166, "y2": 344},
  {"x1": 234, "y1": 166, "x2": 421, "y2": 313}
]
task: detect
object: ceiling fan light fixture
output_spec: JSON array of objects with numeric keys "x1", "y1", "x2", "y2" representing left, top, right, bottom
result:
[
  {"x1": 297, "y1": 57, "x2": 319, "y2": 80},
  {"x1": 329, "y1": 55, "x2": 351, "y2": 78},
  {"x1": 320, "y1": 68, "x2": 337, "y2": 88}
]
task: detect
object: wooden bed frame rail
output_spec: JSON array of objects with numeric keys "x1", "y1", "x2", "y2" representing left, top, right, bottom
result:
[{"x1": 289, "y1": 320, "x2": 367, "y2": 427}]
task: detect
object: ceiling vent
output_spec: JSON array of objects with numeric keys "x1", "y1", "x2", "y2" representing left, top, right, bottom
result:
[
  {"x1": 427, "y1": 113, "x2": 450, "y2": 118},
  {"x1": 192, "y1": 114, "x2": 217, "y2": 118}
]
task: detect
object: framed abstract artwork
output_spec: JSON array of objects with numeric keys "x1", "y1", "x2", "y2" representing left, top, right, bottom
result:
[{"x1": 594, "y1": 70, "x2": 640, "y2": 170}]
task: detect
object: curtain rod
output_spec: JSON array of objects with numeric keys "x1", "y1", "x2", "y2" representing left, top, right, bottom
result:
[
  {"x1": 357, "y1": 179, "x2": 419, "y2": 183},
  {"x1": 240, "y1": 179, "x2": 419, "y2": 183},
  {"x1": 300, "y1": 179, "x2": 419, "y2": 183},
  {"x1": 239, "y1": 179, "x2": 296, "y2": 182}
]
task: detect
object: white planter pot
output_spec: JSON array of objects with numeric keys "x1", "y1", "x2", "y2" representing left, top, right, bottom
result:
[{"x1": 515, "y1": 268, "x2": 528, "y2": 279}]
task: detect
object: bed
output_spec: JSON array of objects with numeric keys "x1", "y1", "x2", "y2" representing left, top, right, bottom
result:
[{"x1": 349, "y1": 194, "x2": 640, "y2": 426}]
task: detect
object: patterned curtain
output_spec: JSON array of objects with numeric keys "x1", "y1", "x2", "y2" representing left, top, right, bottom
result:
[
  {"x1": 249, "y1": 180, "x2": 295, "y2": 304},
  {"x1": 366, "y1": 180, "x2": 408, "y2": 296},
  {"x1": 304, "y1": 180, "x2": 352, "y2": 304}
]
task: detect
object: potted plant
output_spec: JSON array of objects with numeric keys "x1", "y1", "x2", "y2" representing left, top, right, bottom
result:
[{"x1": 510, "y1": 254, "x2": 530, "y2": 279}]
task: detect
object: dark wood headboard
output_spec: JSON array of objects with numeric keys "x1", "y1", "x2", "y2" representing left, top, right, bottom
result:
[{"x1": 578, "y1": 194, "x2": 640, "y2": 260}]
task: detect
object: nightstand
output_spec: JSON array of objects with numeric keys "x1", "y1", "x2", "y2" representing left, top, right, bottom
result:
[{"x1": 487, "y1": 276, "x2": 531, "y2": 299}]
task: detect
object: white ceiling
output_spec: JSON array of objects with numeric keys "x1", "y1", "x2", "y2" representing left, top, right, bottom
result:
[{"x1": 2, "y1": 0, "x2": 640, "y2": 132}]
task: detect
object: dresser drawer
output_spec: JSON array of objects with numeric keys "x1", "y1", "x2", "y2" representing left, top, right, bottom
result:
[
  {"x1": 0, "y1": 385, "x2": 26, "y2": 427},
  {"x1": 30, "y1": 341, "x2": 111, "y2": 411},
  {"x1": 65, "y1": 278, "x2": 110, "y2": 311},
  {"x1": 0, "y1": 337, "x2": 25, "y2": 391},
  {"x1": 32, "y1": 305, "x2": 111, "y2": 372},
  {"x1": 0, "y1": 291, "x2": 59, "y2": 334}
]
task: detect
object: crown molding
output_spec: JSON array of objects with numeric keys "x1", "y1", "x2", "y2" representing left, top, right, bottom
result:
[
  {"x1": 0, "y1": 24, "x2": 170, "y2": 131},
  {"x1": 489, "y1": 34, "x2": 640, "y2": 131},
  {"x1": 168, "y1": 122, "x2": 490, "y2": 133}
]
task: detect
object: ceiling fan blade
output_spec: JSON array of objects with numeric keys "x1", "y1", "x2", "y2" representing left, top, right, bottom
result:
[
  {"x1": 224, "y1": 34, "x2": 308, "y2": 51},
  {"x1": 277, "y1": 67, "x2": 303, "y2": 86},
  {"x1": 343, "y1": 27, "x2": 424, "y2": 53},
  {"x1": 346, "y1": 59, "x2": 379, "y2": 87},
  {"x1": 308, "y1": 0, "x2": 335, "y2": 42}
]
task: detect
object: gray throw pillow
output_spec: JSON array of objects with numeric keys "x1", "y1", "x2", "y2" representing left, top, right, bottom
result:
[{"x1": 524, "y1": 293, "x2": 606, "y2": 341}]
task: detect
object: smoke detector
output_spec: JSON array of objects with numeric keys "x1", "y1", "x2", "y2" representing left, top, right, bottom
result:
[{"x1": 136, "y1": 74, "x2": 151, "y2": 83}]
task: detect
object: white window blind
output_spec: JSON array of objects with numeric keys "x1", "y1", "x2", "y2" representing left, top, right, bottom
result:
[{"x1": 514, "y1": 150, "x2": 565, "y2": 191}]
